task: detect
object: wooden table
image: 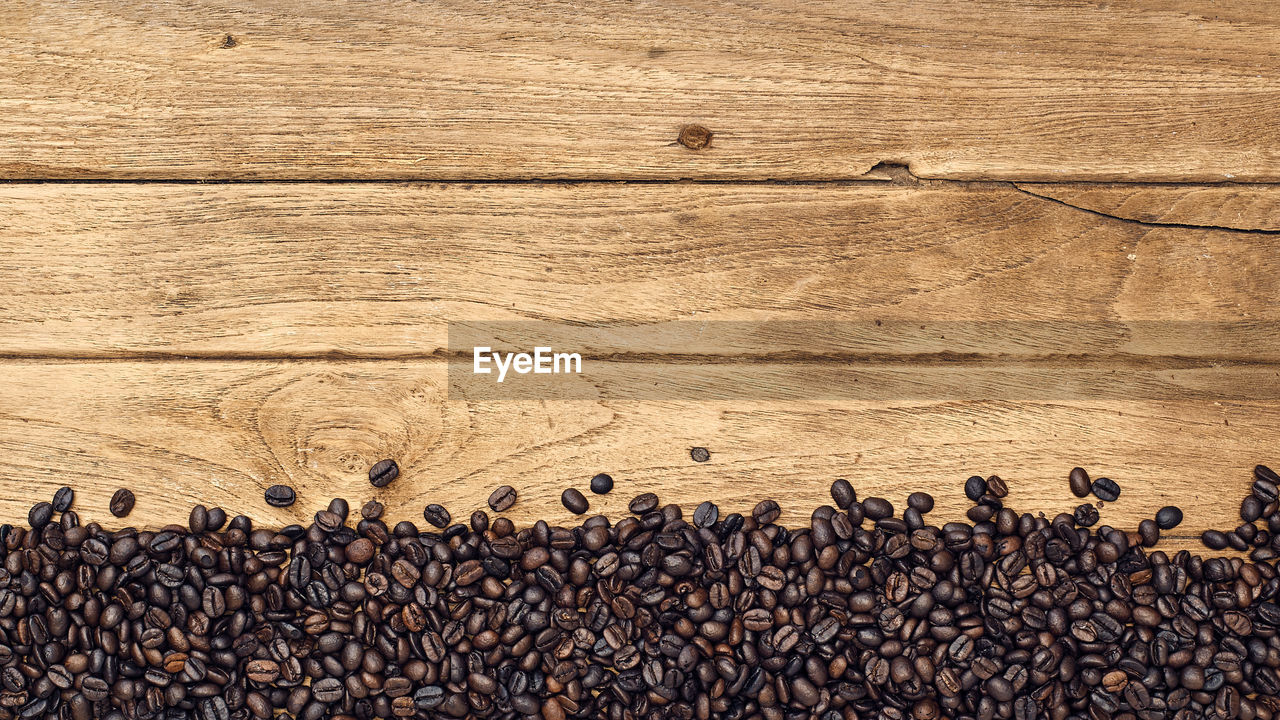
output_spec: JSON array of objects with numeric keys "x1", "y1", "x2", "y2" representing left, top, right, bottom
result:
[{"x1": 2, "y1": 1, "x2": 1278, "y2": 550}]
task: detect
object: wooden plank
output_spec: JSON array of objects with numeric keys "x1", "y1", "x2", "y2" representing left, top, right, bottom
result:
[
  {"x1": 4, "y1": 183, "x2": 1279, "y2": 359},
  {"x1": 1, "y1": 359, "x2": 1275, "y2": 551},
  {"x1": 2, "y1": 1, "x2": 1278, "y2": 180},
  {"x1": 1018, "y1": 183, "x2": 1280, "y2": 232}
]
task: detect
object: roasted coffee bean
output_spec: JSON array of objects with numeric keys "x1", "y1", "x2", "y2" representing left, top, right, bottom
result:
[
  {"x1": 964, "y1": 475, "x2": 987, "y2": 501},
  {"x1": 1156, "y1": 505, "x2": 1183, "y2": 529},
  {"x1": 561, "y1": 488, "x2": 589, "y2": 514},
  {"x1": 488, "y1": 485, "x2": 517, "y2": 512},
  {"x1": 360, "y1": 499, "x2": 384, "y2": 519},
  {"x1": 629, "y1": 493, "x2": 659, "y2": 514},
  {"x1": 1092, "y1": 476, "x2": 1121, "y2": 501},
  {"x1": 1069, "y1": 466, "x2": 1091, "y2": 497},
  {"x1": 830, "y1": 479, "x2": 856, "y2": 509},
  {"x1": 51, "y1": 486, "x2": 74, "y2": 513},
  {"x1": 693, "y1": 501, "x2": 718, "y2": 528},
  {"x1": 986, "y1": 475, "x2": 1008, "y2": 498},
  {"x1": 589, "y1": 473, "x2": 614, "y2": 494},
  {"x1": 907, "y1": 492, "x2": 934, "y2": 513},
  {"x1": 1074, "y1": 503, "x2": 1099, "y2": 527},
  {"x1": 264, "y1": 485, "x2": 296, "y2": 508},
  {"x1": 368, "y1": 458, "x2": 399, "y2": 487},
  {"x1": 109, "y1": 488, "x2": 136, "y2": 517},
  {"x1": 422, "y1": 504, "x2": 451, "y2": 528}
]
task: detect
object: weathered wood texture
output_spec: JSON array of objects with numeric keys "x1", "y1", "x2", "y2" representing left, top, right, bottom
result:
[
  {"x1": 3, "y1": 184, "x2": 1278, "y2": 359},
  {"x1": 2, "y1": 360, "x2": 1275, "y2": 552},
  {"x1": 2, "y1": 0, "x2": 1279, "y2": 180}
]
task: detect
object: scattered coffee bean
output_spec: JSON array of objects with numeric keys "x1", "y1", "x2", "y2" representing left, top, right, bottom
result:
[
  {"x1": 964, "y1": 475, "x2": 987, "y2": 501},
  {"x1": 368, "y1": 458, "x2": 399, "y2": 487},
  {"x1": 589, "y1": 473, "x2": 614, "y2": 494},
  {"x1": 422, "y1": 503, "x2": 451, "y2": 528},
  {"x1": 108, "y1": 488, "x2": 135, "y2": 517},
  {"x1": 1155, "y1": 505, "x2": 1183, "y2": 529},
  {"x1": 830, "y1": 478, "x2": 856, "y2": 508},
  {"x1": 1074, "y1": 503, "x2": 1099, "y2": 527},
  {"x1": 986, "y1": 475, "x2": 1008, "y2": 498},
  {"x1": 1069, "y1": 466, "x2": 1091, "y2": 497},
  {"x1": 907, "y1": 492, "x2": 934, "y2": 513},
  {"x1": 361, "y1": 499, "x2": 384, "y2": 519},
  {"x1": 263, "y1": 484, "x2": 296, "y2": 507},
  {"x1": 1092, "y1": 476, "x2": 1121, "y2": 502},
  {"x1": 488, "y1": 485, "x2": 517, "y2": 512},
  {"x1": 561, "y1": 488, "x2": 589, "y2": 514},
  {"x1": 51, "y1": 486, "x2": 73, "y2": 513}
]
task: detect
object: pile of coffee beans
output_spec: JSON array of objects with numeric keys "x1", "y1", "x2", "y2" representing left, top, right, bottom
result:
[{"x1": 2, "y1": 466, "x2": 1280, "y2": 720}]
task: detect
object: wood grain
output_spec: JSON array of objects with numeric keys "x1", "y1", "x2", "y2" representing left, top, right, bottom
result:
[
  {"x1": 2, "y1": 0, "x2": 1279, "y2": 180},
  {"x1": 4, "y1": 183, "x2": 1279, "y2": 359},
  {"x1": 1018, "y1": 183, "x2": 1280, "y2": 232},
  {"x1": 1, "y1": 359, "x2": 1275, "y2": 552}
]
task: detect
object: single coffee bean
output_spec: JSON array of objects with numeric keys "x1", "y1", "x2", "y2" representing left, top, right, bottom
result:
[
  {"x1": 1155, "y1": 505, "x2": 1183, "y2": 529},
  {"x1": 862, "y1": 497, "x2": 894, "y2": 520},
  {"x1": 368, "y1": 458, "x2": 399, "y2": 487},
  {"x1": 1138, "y1": 518, "x2": 1160, "y2": 546},
  {"x1": 27, "y1": 502, "x2": 52, "y2": 529},
  {"x1": 830, "y1": 479, "x2": 856, "y2": 509},
  {"x1": 109, "y1": 488, "x2": 136, "y2": 518},
  {"x1": 629, "y1": 493, "x2": 659, "y2": 514},
  {"x1": 690, "y1": 447, "x2": 710, "y2": 463},
  {"x1": 986, "y1": 475, "x2": 1008, "y2": 498},
  {"x1": 51, "y1": 486, "x2": 74, "y2": 513},
  {"x1": 1074, "y1": 503, "x2": 1099, "y2": 527},
  {"x1": 422, "y1": 504, "x2": 451, "y2": 528},
  {"x1": 561, "y1": 488, "x2": 589, "y2": 515},
  {"x1": 264, "y1": 485, "x2": 296, "y2": 508},
  {"x1": 907, "y1": 492, "x2": 934, "y2": 514},
  {"x1": 693, "y1": 501, "x2": 719, "y2": 528},
  {"x1": 589, "y1": 473, "x2": 614, "y2": 494},
  {"x1": 488, "y1": 485, "x2": 517, "y2": 512},
  {"x1": 964, "y1": 475, "x2": 987, "y2": 501},
  {"x1": 1091, "y1": 476, "x2": 1121, "y2": 502},
  {"x1": 753, "y1": 499, "x2": 781, "y2": 524},
  {"x1": 361, "y1": 499, "x2": 384, "y2": 519},
  {"x1": 1069, "y1": 467, "x2": 1091, "y2": 497}
]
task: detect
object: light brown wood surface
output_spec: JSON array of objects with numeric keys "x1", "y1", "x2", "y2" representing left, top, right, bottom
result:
[
  {"x1": 2, "y1": 0, "x2": 1280, "y2": 180},
  {"x1": 3, "y1": 359, "x2": 1275, "y2": 552},
  {"x1": 3, "y1": 182, "x2": 1278, "y2": 553},
  {"x1": 3, "y1": 184, "x2": 1279, "y2": 359}
]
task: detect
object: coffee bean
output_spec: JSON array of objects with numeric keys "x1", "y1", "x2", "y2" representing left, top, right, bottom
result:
[
  {"x1": 561, "y1": 488, "x2": 589, "y2": 514},
  {"x1": 264, "y1": 485, "x2": 296, "y2": 507},
  {"x1": 628, "y1": 493, "x2": 658, "y2": 514},
  {"x1": 752, "y1": 499, "x2": 781, "y2": 524},
  {"x1": 964, "y1": 475, "x2": 987, "y2": 501},
  {"x1": 422, "y1": 504, "x2": 451, "y2": 528},
  {"x1": 488, "y1": 485, "x2": 517, "y2": 512},
  {"x1": 1074, "y1": 503, "x2": 1099, "y2": 527},
  {"x1": 1069, "y1": 466, "x2": 1091, "y2": 497},
  {"x1": 368, "y1": 458, "x2": 399, "y2": 487},
  {"x1": 830, "y1": 479, "x2": 856, "y2": 509},
  {"x1": 589, "y1": 473, "x2": 614, "y2": 494},
  {"x1": 986, "y1": 475, "x2": 1008, "y2": 498},
  {"x1": 1155, "y1": 505, "x2": 1183, "y2": 529},
  {"x1": 862, "y1": 496, "x2": 894, "y2": 520},
  {"x1": 109, "y1": 488, "x2": 135, "y2": 517},
  {"x1": 907, "y1": 492, "x2": 934, "y2": 513},
  {"x1": 693, "y1": 501, "x2": 718, "y2": 528},
  {"x1": 51, "y1": 486, "x2": 74, "y2": 513},
  {"x1": 360, "y1": 499, "x2": 384, "y2": 519},
  {"x1": 1091, "y1": 476, "x2": 1121, "y2": 502}
]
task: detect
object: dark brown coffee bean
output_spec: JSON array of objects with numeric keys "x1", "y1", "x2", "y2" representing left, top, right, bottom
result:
[
  {"x1": 1091, "y1": 476, "x2": 1120, "y2": 501},
  {"x1": 368, "y1": 458, "x2": 399, "y2": 487},
  {"x1": 561, "y1": 488, "x2": 589, "y2": 514},
  {"x1": 422, "y1": 504, "x2": 451, "y2": 528},
  {"x1": 907, "y1": 492, "x2": 934, "y2": 513},
  {"x1": 51, "y1": 486, "x2": 74, "y2": 513},
  {"x1": 752, "y1": 499, "x2": 781, "y2": 524},
  {"x1": 1156, "y1": 505, "x2": 1183, "y2": 529},
  {"x1": 109, "y1": 488, "x2": 136, "y2": 517},
  {"x1": 488, "y1": 485, "x2": 517, "y2": 512},
  {"x1": 628, "y1": 493, "x2": 658, "y2": 514},
  {"x1": 1069, "y1": 466, "x2": 1091, "y2": 497},
  {"x1": 830, "y1": 479, "x2": 856, "y2": 509},
  {"x1": 589, "y1": 473, "x2": 614, "y2": 494},
  {"x1": 264, "y1": 485, "x2": 296, "y2": 507}
]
